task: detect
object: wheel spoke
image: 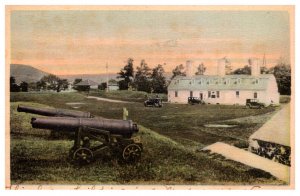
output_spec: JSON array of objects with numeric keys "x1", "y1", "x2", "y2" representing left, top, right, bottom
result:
[
  {"x1": 122, "y1": 144, "x2": 142, "y2": 162},
  {"x1": 73, "y1": 148, "x2": 94, "y2": 164}
]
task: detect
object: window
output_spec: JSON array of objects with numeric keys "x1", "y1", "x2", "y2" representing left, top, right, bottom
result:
[
  {"x1": 211, "y1": 91, "x2": 216, "y2": 98},
  {"x1": 254, "y1": 92, "x2": 257, "y2": 98},
  {"x1": 190, "y1": 91, "x2": 193, "y2": 97},
  {"x1": 216, "y1": 91, "x2": 220, "y2": 98},
  {"x1": 208, "y1": 91, "x2": 211, "y2": 98},
  {"x1": 175, "y1": 91, "x2": 178, "y2": 97},
  {"x1": 236, "y1": 91, "x2": 239, "y2": 98}
]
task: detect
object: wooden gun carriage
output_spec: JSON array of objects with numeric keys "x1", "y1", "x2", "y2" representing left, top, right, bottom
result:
[{"x1": 18, "y1": 105, "x2": 143, "y2": 164}]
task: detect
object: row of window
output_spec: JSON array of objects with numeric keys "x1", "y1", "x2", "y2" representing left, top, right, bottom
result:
[
  {"x1": 174, "y1": 91, "x2": 258, "y2": 99},
  {"x1": 179, "y1": 78, "x2": 260, "y2": 85}
]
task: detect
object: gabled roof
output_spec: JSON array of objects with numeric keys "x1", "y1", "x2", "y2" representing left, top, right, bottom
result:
[
  {"x1": 168, "y1": 74, "x2": 276, "y2": 91},
  {"x1": 75, "y1": 79, "x2": 98, "y2": 86}
]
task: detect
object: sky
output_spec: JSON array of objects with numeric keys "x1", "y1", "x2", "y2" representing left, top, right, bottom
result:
[{"x1": 10, "y1": 8, "x2": 291, "y2": 75}]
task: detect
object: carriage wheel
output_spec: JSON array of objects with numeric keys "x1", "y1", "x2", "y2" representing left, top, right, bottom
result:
[
  {"x1": 73, "y1": 147, "x2": 94, "y2": 164},
  {"x1": 122, "y1": 144, "x2": 142, "y2": 162}
]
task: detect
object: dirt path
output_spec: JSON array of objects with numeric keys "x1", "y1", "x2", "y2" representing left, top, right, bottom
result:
[
  {"x1": 86, "y1": 96, "x2": 131, "y2": 103},
  {"x1": 203, "y1": 142, "x2": 290, "y2": 182}
]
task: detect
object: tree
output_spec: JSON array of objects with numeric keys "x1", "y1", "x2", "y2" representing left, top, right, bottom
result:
[
  {"x1": 134, "y1": 59, "x2": 152, "y2": 93},
  {"x1": 232, "y1": 65, "x2": 269, "y2": 75},
  {"x1": 232, "y1": 65, "x2": 251, "y2": 75},
  {"x1": 36, "y1": 80, "x2": 47, "y2": 91},
  {"x1": 171, "y1": 64, "x2": 186, "y2": 79},
  {"x1": 117, "y1": 58, "x2": 134, "y2": 90},
  {"x1": 10, "y1": 76, "x2": 20, "y2": 92},
  {"x1": 28, "y1": 82, "x2": 38, "y2": 91},
  {"x1": 40, "y1": 74, "x2": 60, "y2": 90},
  {"x1": 195, "y1": 63, "x2": 206, "y2": 75},
  {"x1": 72, "y1": 78, "x2": 82, "y2": 91},
  {"x1": 98, "y1": 82, "x2": 107, "y2": 90},
  {"x1": 151, "y1": 64, "x2": 167, "y2": 93},
  {"x1": 57, "y1": 79, "x2": 69, "y2": 92},
  {"x1": 268, "y1": 63, "x2": 291, "y2": 95},
  {"x1": 20, "y1": 81, "x2": 29, "y2": 92},
  {"x1": 10, "y1": 76, "x2": 16, "y2": 84},
  {"x1": 37, "y1": 74, "x2": 69, "y2": 92}
]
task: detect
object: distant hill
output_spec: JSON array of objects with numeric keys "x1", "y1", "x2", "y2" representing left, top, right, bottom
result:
[
  {"x1": 10, "y1": 64, "x2": 172, "y2": 84},
  {"x1": 10, "y1": 64, "x2": 49, "y2": 84}
]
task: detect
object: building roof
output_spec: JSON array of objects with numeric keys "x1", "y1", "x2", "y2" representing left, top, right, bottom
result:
[
  {"x1": 75, "y1": 79, "x2": 98, "y2": 86},
  {"x1": 249, "y1": 104, "x2": 290, "y2": 147},
  {"x1": 168, "y1": 74, "x2": 276, "y2": 91}
]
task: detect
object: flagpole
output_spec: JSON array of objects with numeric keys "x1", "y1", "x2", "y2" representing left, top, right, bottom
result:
[{"x1": 106, "y1": 63, "x2": 109, "y2": 92}]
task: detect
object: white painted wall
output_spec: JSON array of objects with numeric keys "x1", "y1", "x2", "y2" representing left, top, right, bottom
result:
[
  {"x1": 168, "y1": 90, "x2": 190, "y2": 103},
  {"x1": 108, "y1": 85, "x2": 119, "y2": 91},
  {"x1": 90, "y1": 85, "x2": 98, "y2": 89},
  {"x1": 168, "y1": 89, "x2": 279, "y2": 105}
]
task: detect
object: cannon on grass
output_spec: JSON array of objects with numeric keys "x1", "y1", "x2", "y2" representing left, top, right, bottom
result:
[
  {"x1": 17, "y1": 105, "x2": 93, "y2": 118},
  {"x1": 18, "y1": 105, "x2": 143, "y2": 164}
]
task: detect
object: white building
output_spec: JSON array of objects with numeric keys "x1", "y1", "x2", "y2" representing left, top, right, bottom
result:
[
  {"x1": 75, "y1": 79, "x2": 99, "y2": 89},
  {"x1": 167, "y1": 59, "x2": 280, "y2": 105},
  {"x1": 108, "y1": 83, "x2": 119, "y2": 91}
]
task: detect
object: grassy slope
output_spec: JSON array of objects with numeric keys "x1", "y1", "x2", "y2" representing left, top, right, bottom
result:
[
  {"x1": 10, "y1": 102, "x2": 282, "y2": 185},
  {"x1": 10, "y1": 92, "x2": 277, "y2": 149},
  {"x1": 10, "y1": 94, "x2": 285, "y2": 185}
]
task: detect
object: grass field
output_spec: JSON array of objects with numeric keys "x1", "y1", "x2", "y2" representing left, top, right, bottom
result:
[{"x1": 9, "y1": 91, "x2": 285, "y2": 185}]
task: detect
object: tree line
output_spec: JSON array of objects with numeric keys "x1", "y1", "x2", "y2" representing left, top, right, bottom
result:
[
  {"x1": 230, "y1": 61, "x2": 291, "y2": 95},
  {"x1": 117, "y1": 57, "x2": 291, "y2": 95},
  {"x1": 117, "y1": 58, "x2": 168, "y2": 93},
  {"x1": 10, "y1": 74, "x2": 69, "y2": 92},
  {"x1": 10, "y1": 58, "x2": 291, "y2": 96}
]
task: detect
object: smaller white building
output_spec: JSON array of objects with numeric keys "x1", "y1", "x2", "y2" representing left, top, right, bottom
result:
[
  {"x1": 108, "y1": 83, "x2": 119, "y2": 91},
  {"x1": 75, "y1": 79, "x2": 99, "y2": 89}
]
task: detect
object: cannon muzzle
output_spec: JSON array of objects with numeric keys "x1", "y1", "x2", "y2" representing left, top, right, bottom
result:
[
  {"x1": 18, "y1": 105, "x2": 93, "y2": 118},
  {"x1": 31, "y1": 117, "x2": 139, "y2": 137}
]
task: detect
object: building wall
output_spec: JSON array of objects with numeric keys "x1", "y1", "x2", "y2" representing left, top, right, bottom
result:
[
  {"x1": 108, "y1": 85, "x2": 119, "y2": 91},
  {"x1": 168, "y1": 89, "x2": 278, "y2": 105},
  {"x1": 266, "y1": 77, "x2": 280, "y2": 105},
  {"x1": 90, "y1": 85, "x2": 98, "y2": 89}
]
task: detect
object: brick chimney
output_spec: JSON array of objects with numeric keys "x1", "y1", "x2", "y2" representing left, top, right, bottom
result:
[
  {"x1": 186, "y1": 60, "x2": 194, "y2": 77},
  {"x1": 217, "y1": 58, "x2": 226, "y2": 76},
  {"x1": 249, "y1": 58, "x2": 260, "y2": 76}
]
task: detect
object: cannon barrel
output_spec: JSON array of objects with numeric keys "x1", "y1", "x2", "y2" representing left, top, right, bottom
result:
[
  {"x1": 18, "y1": 105, "x2": 93, "y2": 118},
  {"x1": 31, "y1": 117, "x2": 139, "y2": 137}
]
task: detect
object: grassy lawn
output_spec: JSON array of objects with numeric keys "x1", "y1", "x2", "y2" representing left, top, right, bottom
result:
[
  {"x1": 88, "y1": 90, "x2": 168, "y2": 102},
  {"x1": 9, "y1": 91, "x2": 284, "y2": 185},
  {"x1": 11, "y1": 91, "x2": 278, "y2": 148}
]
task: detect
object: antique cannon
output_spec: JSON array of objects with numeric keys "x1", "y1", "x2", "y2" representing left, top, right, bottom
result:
[
  {"x1": 17, "y1": 105, "x2": 93, "y2": 118},
  {"x1": 18, "y1": 105, "x2": 142, "y2": 164},
  {"x1": 31, "y1": 117, "x2": 138, "y2": 138}
]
